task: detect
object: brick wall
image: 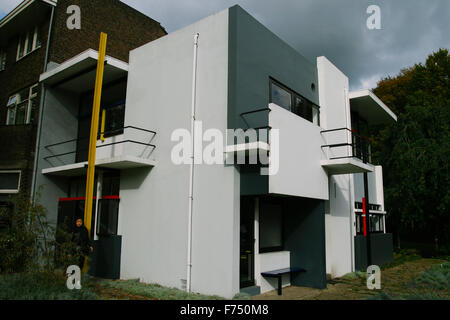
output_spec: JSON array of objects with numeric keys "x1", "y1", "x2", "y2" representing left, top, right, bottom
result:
[
  {"x1": 49, "y1": 0, "x2": 167, "y2": 63},
  {"x1": 0, "y1": 0, "x2": 166, "y2": 197}
]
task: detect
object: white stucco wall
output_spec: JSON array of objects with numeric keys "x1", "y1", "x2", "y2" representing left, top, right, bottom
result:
[
  {"x1": 317, "y1": 56, "x2": 355, "y2": 278},
  {"x1": 119, "y1": 8, "x2": 240, "y2": 298},
  {"x1": 268, "y1": 103, "x2": 329, "y2": 200}
]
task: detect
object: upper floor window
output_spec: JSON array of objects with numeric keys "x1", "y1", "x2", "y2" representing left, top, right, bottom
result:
[
  {"x1": 16, "y1": 26, "x2": 41, "y2": 61},
  {"x1": 6, "y1": 84, "x2": 39, "y2": 125},
  {"x1": 0, "y1": 50, "x2": 6, "y2": 71},
  {"x1": 270, "y1": 78, "x2": 320, "y2": 126}
]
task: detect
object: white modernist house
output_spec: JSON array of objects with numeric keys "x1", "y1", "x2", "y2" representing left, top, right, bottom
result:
[{"x1": 34, "y1": 6, "x2": 397, "y2": 298}]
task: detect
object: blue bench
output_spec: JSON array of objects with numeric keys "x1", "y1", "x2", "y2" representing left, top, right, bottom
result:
[{"x1": 261, "y1": 267, "x2": 306, "y2": 296}]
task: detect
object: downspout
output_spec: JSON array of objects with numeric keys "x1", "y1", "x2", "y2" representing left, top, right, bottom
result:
[
  {"x1": 186, "y1": 33, "x2": 199, "y2": 293},
  {"x1": 31, "y1": 4, "x2": 55, "y2": 203}
]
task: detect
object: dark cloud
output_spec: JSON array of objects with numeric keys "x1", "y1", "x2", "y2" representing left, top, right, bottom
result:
[
  {"x1": 2, "y1": 0, "x2": 449, "y2": 90},
  {"x1": 122, "y1": 0, "x2": 449, "y2": 90}
]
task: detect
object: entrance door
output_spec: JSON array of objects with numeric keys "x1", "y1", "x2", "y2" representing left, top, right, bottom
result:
[{"x1": 240, "y1": 197, "x2": 255, "y2": 288}]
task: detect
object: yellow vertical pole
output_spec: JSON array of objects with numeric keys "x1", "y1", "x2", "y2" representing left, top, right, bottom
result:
[
  {"x1": 100, "y1": 109, "x2": 106, "y2": 142},
  {"x1": 83, "y1": 32, "x2": 107, "y2": 273}
]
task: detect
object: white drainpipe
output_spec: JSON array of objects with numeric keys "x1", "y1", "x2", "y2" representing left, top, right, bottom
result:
[{"x1": 186, "y1": 33, "x2": 199, "y2": 293}]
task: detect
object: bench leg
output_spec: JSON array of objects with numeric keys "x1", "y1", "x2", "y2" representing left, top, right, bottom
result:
[{"x1": 277, "y1": 275, "x2": 282, "y2": 296}]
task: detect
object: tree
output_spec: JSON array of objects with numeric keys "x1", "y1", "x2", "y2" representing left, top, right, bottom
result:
[{"x1": 373, "y1": 49, "x2": 449, "y2": 252}]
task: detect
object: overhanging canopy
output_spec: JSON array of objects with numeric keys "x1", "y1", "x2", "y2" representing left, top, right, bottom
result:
[
  {"x1": 349, "y1": 90, "x2": 397, "y2": 125},
  {"x1": 39, "y1": 49, "x2": 128, "y2": 93}
]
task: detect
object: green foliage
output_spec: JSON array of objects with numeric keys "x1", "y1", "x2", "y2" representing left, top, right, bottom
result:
[
  {"x1": 0, "y1": 272, "x2": 97, "y2": 300},
  {"x1": 99, "y1": 279, "x2": 225, "y2": 300},
  {"x1": 372, "y1": 49, "x2": 450, "y2": 248},
  {"x1": 415, "y1": 262, "x2": 450, "y2": 290},
  {"x1": 0, "y1": 190, "x2": 77, "y2": 274},
  {"x1": 381, "y1": 249, "x2": 422, "y2": 269},
  {"x1": 232, "y1": 292, "x2": 252, "y2": 300},
  {"x1": 368, "y1": 261, "x2": 450, "y2": 300}
]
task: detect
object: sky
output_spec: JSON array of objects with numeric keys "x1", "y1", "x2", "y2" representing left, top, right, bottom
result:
[{"x1": 1, "y1": 0, "x2": 449, "y2": 90}]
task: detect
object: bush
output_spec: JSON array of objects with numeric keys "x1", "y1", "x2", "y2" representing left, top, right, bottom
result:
[{"x1": 0, "y1": 191, "x2": 77, "y2": 274}]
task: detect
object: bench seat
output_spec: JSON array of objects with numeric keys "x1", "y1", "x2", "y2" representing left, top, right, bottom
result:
[{"x1": 261, "y1": 267, "x2": 306, "y2": 295}]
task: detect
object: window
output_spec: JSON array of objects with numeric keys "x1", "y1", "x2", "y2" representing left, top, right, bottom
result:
[
  {"x1": 96, "y1": 198, "x2": 119, "y2": 236},
  {"x1": 16, "y1": 26, "x2": 41, "y2": 61},
  {"x1": 101, "y1": 101, "x2": 125, "y2": 138},
  {"x1": 259, "y1": 201, "x2": 283, "y2": 253},
  {"x1": 6, "y1": 84, "x2": 38, "y2": 125},
  {"x1": 356, "y1": 213, "x2": 385, "y2": 234},
  {"x1": 0, "y1": 171, "x2": 21, "y2": 194},
  {"x1": 0, "y1": 50, "x2": 6, "y2": 71},
  {"x1": 270, "y1": 78, "x2": 320, "y2": 126},
  {"x1": 271, "y1": 82, "x2": 292, "y2": 111}
]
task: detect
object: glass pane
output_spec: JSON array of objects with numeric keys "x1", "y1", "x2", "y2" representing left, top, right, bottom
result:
[
  {"x1": 7, "y1": 108, "x2": 15, "y2": 125},
  {"x1": 259, "y1": 202, "x2": 282, "y2": 250},
  {"x1": 0, "y1": 52, "x2": 5, "y2": 70},
  {"x1": 312, "y1": 107, "x2": 320, "y2": 125},
  {"x1": 28, "y1": 98, "x2": 37, "y2": 124},
  {"x1": 26, "y1": 32, "x2": 33, "y2": 54},
  {"x1": 271, "y1": 83, "x2": 291, "y2": 111},
  {"x1": 34, "y1": 28, "x2": 41, "y2": 48},
  {"x1": 104, "y1": 103, "x2": 125, "y2": 135},
  {"x1": 0, "y1": 172, "x2": 20, "y2": 190},
  {"x1": 17, "y1": 38, "x2": 24, "y2": 59},
  {"x1": 97, "y1": 199, "x2": 119, "y2": 236},
  {"x1": 15, "y1": 102, "x2": 27, "y2": 124},
  {"x1": 18, "y1": 89, "x2": 29, "y2": 102}
]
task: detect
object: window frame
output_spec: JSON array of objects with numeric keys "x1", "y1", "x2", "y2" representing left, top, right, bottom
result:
[
  {"x1": 269, "y1": 77, "x2": 320, "y2": 126},
  {"x1": 6, "y1": 84, "x2": 39, "y2": 125},
  {"x1": 0, "y1": 170, "x2": 21, "y2": 194},
  {"x1": 16, "y1": 26, "x2": 41, "y2": 61}
]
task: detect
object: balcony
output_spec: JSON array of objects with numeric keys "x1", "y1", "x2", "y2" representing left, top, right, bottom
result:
[
  {"x1": 321, "y1": 128, "x2": 374, "y2": 175},
  {"x1": 42, "y1": 126, "x2": 157, "y2": 176}
]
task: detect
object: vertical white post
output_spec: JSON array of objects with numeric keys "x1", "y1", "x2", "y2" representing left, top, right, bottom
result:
[{"x1": 187, "y1": 33, "x2": 199, "y2": 293}]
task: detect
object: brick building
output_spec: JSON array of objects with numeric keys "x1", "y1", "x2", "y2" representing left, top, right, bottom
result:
[{"x1": 0, "y1": 0, "x2": 166, "y2": 203}]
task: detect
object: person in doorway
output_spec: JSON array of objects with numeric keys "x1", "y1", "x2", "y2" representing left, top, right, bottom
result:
[{"x1": 70, "y1": 218, "x2": 94, "y2": 270}]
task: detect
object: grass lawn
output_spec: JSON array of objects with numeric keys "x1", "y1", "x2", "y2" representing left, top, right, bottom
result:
[
  {"x1": 255, "y1": 250, "x2": 449, "y2": 300},
  {"x1": 1, "y1": 250, "x2": 447, "y2": 300}
]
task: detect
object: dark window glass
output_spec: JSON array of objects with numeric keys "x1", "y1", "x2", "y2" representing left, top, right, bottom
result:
[
  {"x1": 97, "y1": 199, "x2": 119, "y2": 236},
  {"x1": 271, "y1": 83, "x2": 291, "y2": 111},
  {"x1": 0, "y1": 172, "x2": 20, "y2": 191},
  {"x1": 259, "y1": 201, "x2": 283, "y2": 253},
  {"x1": 15, "y1": 102, "x2": 27, "y2": 124},
  {"x1": 101, "y1": 102, "x2": 125, "y2": 137},
  {"x1": 270, "y1": 78, "x2": 320, "y2": 125}
]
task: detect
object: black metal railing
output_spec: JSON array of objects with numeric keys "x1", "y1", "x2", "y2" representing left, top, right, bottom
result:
[
  {"x1": 321, "y1": 127, "x2": 371, "y2": 163},
  {"x1": 239, "y1": 108, "x2": 272, "y2": 143},
  {"x1": 44, "y1": 126, "x2": 156, "y2": 165}
]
